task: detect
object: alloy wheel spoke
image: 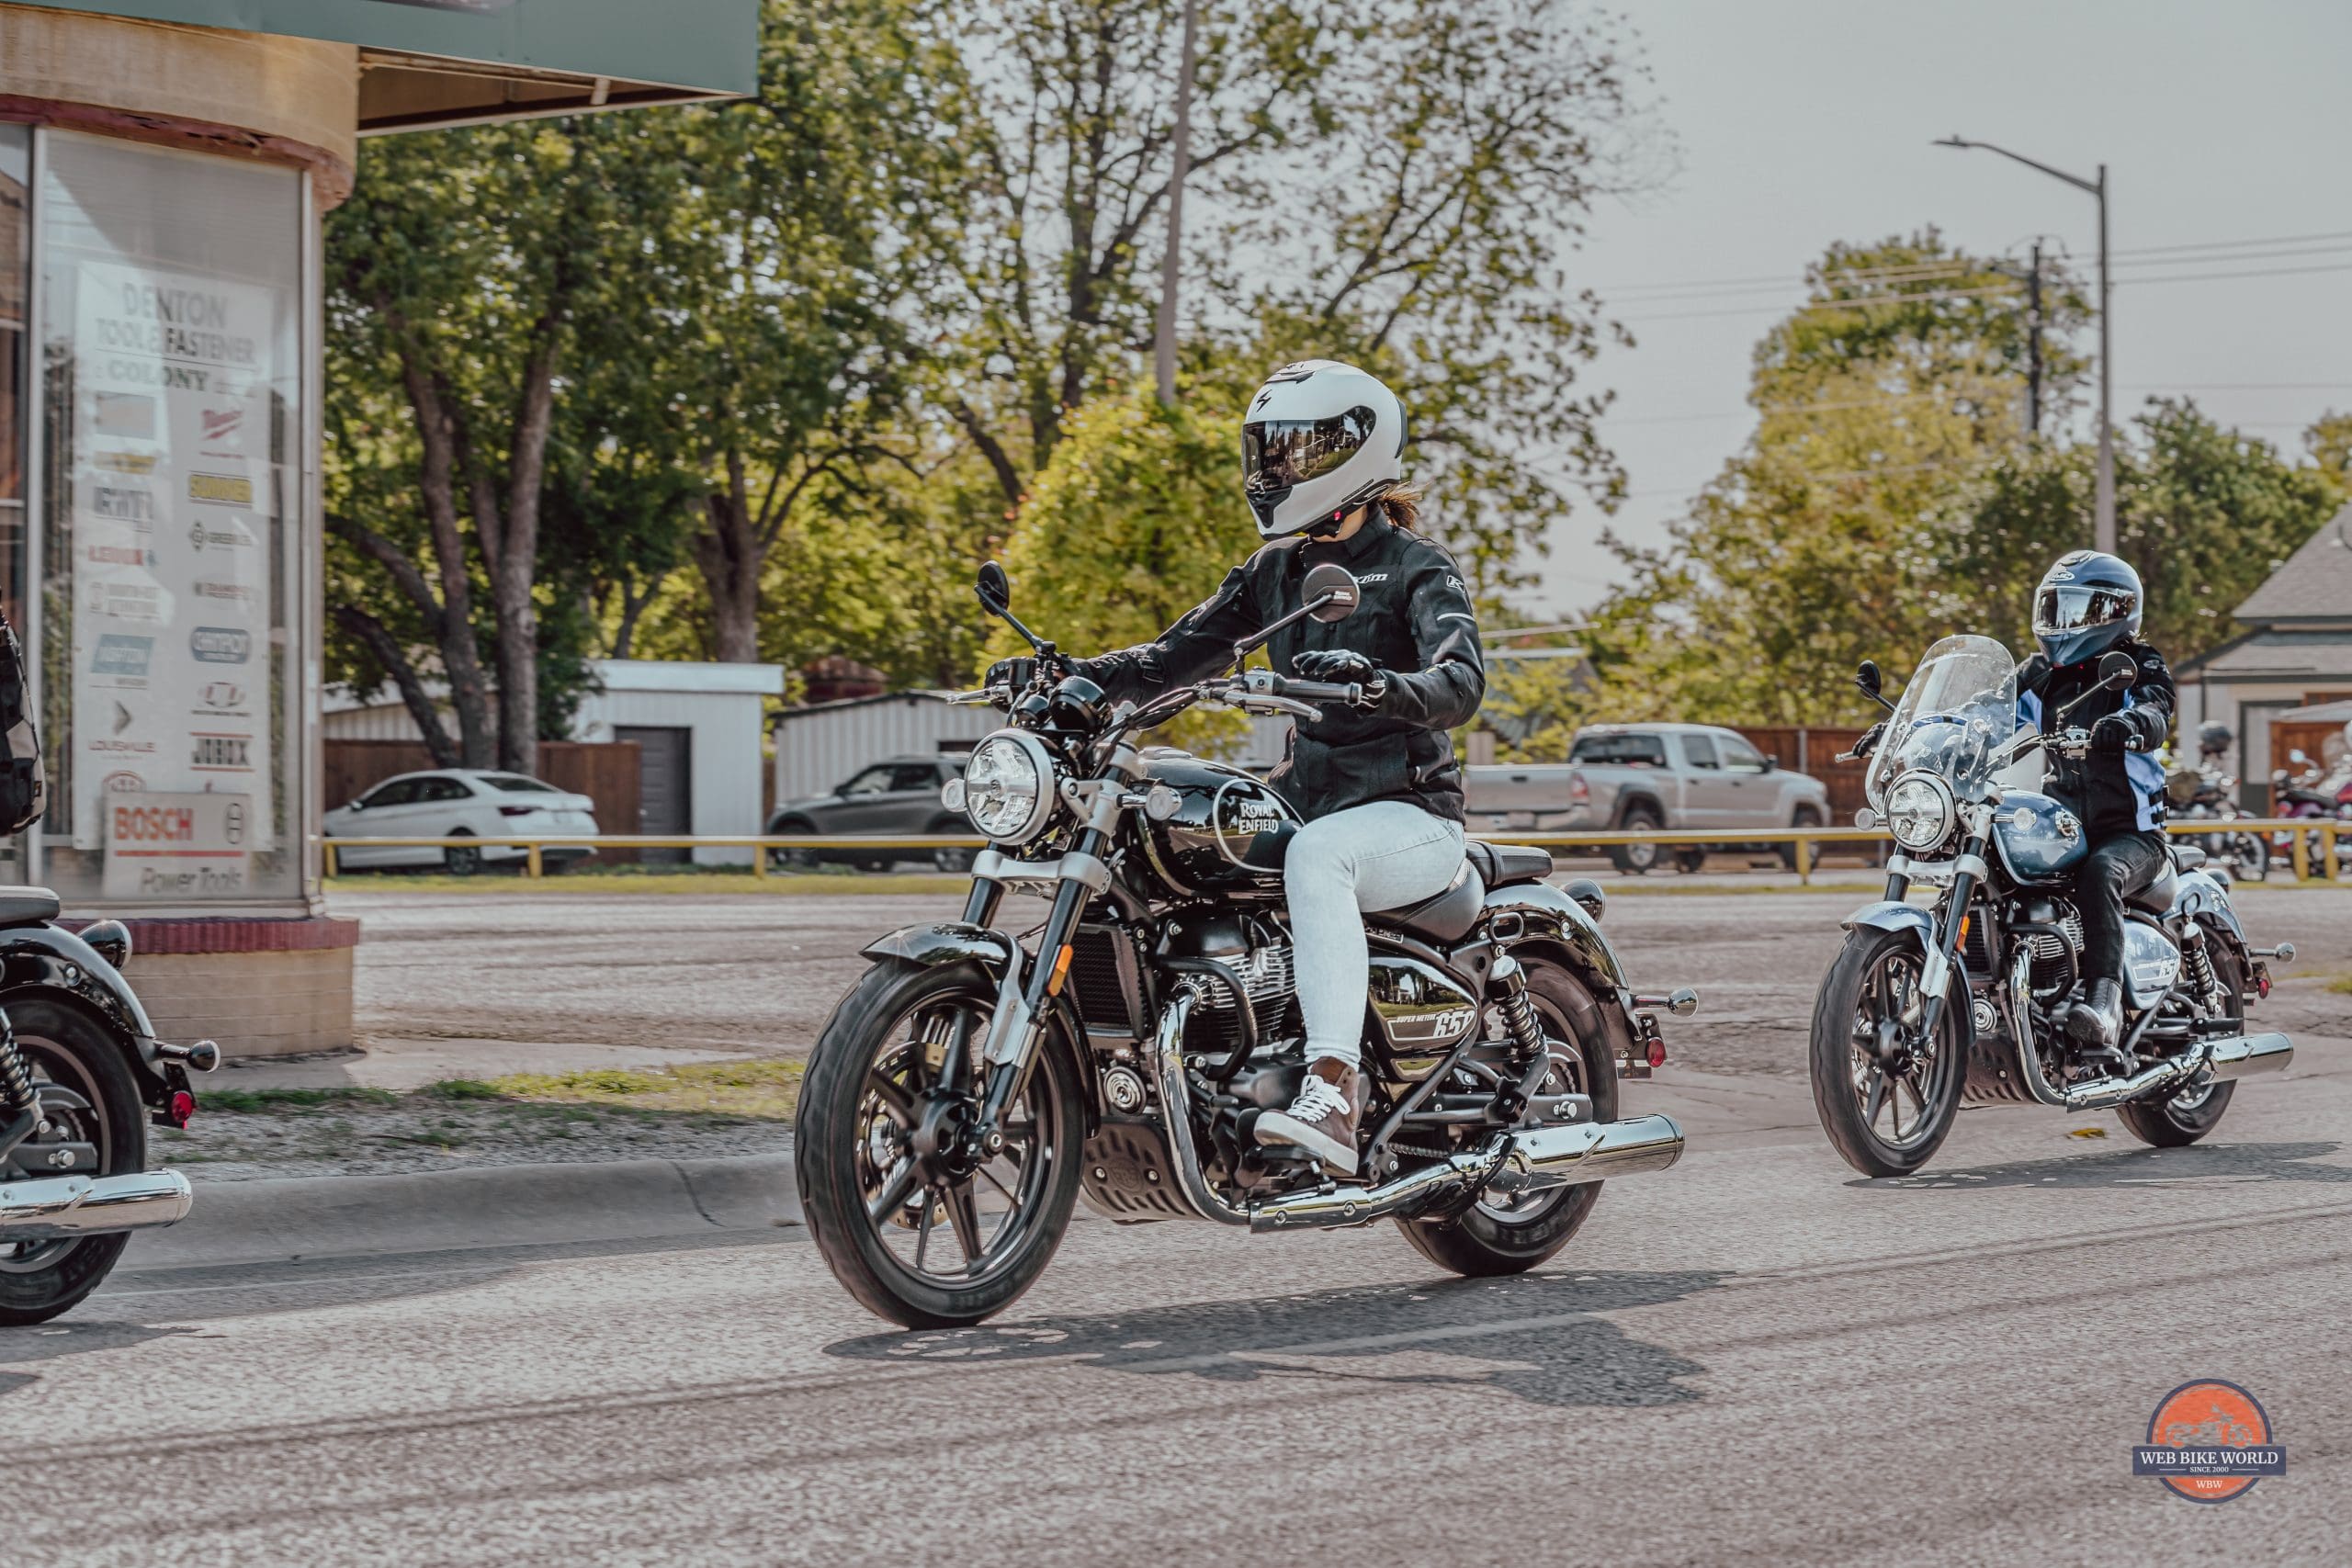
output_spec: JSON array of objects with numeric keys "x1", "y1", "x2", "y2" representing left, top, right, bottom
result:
[
  {"x1": 865, "y1": 1074, "x2": 916, "y2": 1127},
  {"x1": 866, "y1": 1156, "x2": 920, "y2": 1224},
  {"x1": 1861, "y1": 1067, "x2": 1890, "y2": 1132},
  {"x1": 940, "y1": 1180, "x2": 985, "y2": 1269},
  {"x1": 912, "y1": 1201, "x2": 936, "y2": 1272}
]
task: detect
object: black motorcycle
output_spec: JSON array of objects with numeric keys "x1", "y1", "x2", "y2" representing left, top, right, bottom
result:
[
  {"x1": 0, "y1": 897, "x2": 215, "y2": 1323},
  {"x1": 796, "y1": 562, "x2": 1695, "y2": 1328}
]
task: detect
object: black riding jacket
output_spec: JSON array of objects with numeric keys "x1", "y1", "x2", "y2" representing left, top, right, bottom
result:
[
  {"x1": 1078, "y1": 517, "x2": 1486, "y2": 821},
  {"x1": 2019, "y1": 637, "x2": 2177, "y2": 837}
]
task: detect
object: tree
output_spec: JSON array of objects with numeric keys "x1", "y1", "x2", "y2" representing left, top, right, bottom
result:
[
  {"x1": 2307, "y1": 409, "x2": 2352, "y2": 494},
  {"x1": 327, "y1": 116, "x2": 664, "y2": 773}
]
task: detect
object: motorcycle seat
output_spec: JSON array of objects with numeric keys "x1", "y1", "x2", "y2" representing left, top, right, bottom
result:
[
  {"x1": 1374, "y1": 862, "x2": 1486, "y2": 944},
  {"x1": 0, "y1": 887, "x2": 61, "y2": 927},
  {"x1": 2124, "y1": 860, "x2": 2179, "y2": 915},
  {"x1": 1465, "y1": 841, "x2": 1555, "y2": 888},
  {"x1": 2169, "y1": 843, "x2": 2208, "y2": 874}
]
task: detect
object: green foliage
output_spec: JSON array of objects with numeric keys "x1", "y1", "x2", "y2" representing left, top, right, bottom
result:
[
  {"x1": 2307, "y1": 410, "x2": 2352, "y2": 495},
  {"x1": 993, "y1": 389, "x2": 1257, "y2": 750}
]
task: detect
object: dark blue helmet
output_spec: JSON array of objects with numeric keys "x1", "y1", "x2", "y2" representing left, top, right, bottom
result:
[{"x1": 2031, "y1": 550, "x2": 2143, "y2": 667}]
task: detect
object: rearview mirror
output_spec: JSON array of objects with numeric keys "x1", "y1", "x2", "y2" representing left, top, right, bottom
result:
[
  {"x1": 1302, "y1": 562, "x2": 1361, "y2": 623},
  {"x1": 2290, "y1": 749, "x2": 2312, "y2": 765},
  {"x1": 1855, "y1": 660, "x2": 1883, "y2": 699},
  {"x1": 2098, "y1": 649, "x2": 2137, "y2": 690},
  {"x1": 975, "y1": 561, "x2": 1012, "y2": 615}
]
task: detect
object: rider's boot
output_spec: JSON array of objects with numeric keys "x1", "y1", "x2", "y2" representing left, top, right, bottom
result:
[
  {"x1": 1256, "y1": 1057, "x2": 1364, "y2": 1176},
  {"x1": 2063, "y1": 976, "x2": 2125, "y2": 1053}
]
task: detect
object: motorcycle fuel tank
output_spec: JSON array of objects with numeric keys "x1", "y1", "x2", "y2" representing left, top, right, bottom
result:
[
  {"x1": 1133, "y1": 748, "x2": 1298, "y2": 898},
  {"x1": 1991, "y1": 791, "x2": 2090, "y2": 882}
]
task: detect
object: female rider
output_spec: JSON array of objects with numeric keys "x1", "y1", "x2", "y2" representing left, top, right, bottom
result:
[{"x1": 989, "y1": 359, "x2": 1484, "y2": 1173}]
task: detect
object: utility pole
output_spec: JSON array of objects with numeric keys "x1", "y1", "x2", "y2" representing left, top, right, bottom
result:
[
  {"x1": 1935, "y1": 137, "x2": 2114, "y2": 552},
  {"x1": 2024, "y1": 240, "x2": 2043, "y2": 438},
  {"x1": 1153, "y1": 0, "x2": 1199, "y2": 406}
]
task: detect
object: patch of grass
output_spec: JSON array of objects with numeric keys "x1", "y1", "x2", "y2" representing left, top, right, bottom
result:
[
  {"x1": 422, "y1": 1057, "x2": 806, "y2": 1121},
  {"x1": 201, "y1": 1086, "x2": 401, "y2": 1114},
  {"x1": 326, "y1": 872, "x2": 967, "y2": 897},
  {"x1": 2327, "y1": 974, "x2": 2352, "y2": 995}
]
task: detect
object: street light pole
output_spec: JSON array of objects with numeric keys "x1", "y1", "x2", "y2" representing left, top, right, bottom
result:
[
  {"x1": 1153, "y1": 0, "x2": 1200, "y2": 406},
  {"x1": 1935, "y1": 136, "x2": 2115, "y2": 553}
]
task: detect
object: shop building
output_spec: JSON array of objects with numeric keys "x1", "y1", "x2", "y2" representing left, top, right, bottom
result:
[{"x1": 0, "y1": 0, "x2": 755, "y2": 1052}]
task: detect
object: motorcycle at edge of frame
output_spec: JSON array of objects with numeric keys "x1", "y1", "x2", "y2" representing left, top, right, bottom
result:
[
  {"x1": 1806, "y1": 636, "x2": 2298, "y2": 1179},
  {"x1": 794, "y1": 560, "x2": 1696, "y2": 1328}
]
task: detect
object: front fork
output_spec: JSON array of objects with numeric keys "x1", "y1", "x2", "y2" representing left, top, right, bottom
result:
[{"x1": 1911, "y1": 815, "x2": 1993, "y2": 1051}]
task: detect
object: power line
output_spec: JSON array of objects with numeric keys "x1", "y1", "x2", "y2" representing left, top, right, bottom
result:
[
  {"x1": 1624, "y1": 280, "x2": 2023, "y2": 324},
  {"x1": 2117, "y1": 261, "x2": 2352, "y2": 287},
  {"x1": 2114, "y1": 228, "x2": 2352, "y2": 257}
]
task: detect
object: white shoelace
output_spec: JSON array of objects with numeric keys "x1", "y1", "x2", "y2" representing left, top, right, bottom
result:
[{"x1": 1283, "y1": 1076, "x2": 1350, "y2": 1123}]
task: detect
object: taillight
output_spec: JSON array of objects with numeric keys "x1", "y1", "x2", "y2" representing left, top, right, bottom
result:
[
  {"x1": 497, "y1": 805, "x2": 537, "y2": 818},
  {"x1": 166, "y1": 1090, "x2": 195, "y2": 1128},
  {"x1": 1646, "y1": 1038, "x2": 1668, "y2": 1068},
  {"x1": 1569, "y1": 773, "x2": 1589, "y2": 803}
]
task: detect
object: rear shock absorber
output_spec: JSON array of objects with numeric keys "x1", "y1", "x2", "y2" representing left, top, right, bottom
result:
[
  {"x1": 0, "y1": 1011, "x2": 34, "y2": 1122},
  {"x1": 2180, "y1": 923, "x2": 2222, "y2": 1013},
  {"x1": 1490, "y1": 952, "x2": 1547, "y2": 1059}
]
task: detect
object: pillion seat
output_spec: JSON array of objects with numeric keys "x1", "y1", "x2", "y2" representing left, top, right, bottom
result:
[{"x1": 0, "y1": 887, "x2": 62, "y2": 927}]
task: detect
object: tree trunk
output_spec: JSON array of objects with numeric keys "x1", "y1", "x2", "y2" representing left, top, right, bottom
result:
[
  {"x1": 330, "y1": 604, "x2": 459, "y2": 768},
  {"x1": 394, "y1": 347, "x2": 496, "y2": 768},
  {"x1": 693, "y1": 451, "x2": 765, "y2": 664}
]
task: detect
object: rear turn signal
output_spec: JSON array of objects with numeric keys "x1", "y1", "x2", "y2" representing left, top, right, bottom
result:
[
  {"x1": 165, "y1": 1090, "x2": 195, "y2": 1129},
  {"x1": 1646, "y1": 1038, "x2": 1668, "y2": 1069}
]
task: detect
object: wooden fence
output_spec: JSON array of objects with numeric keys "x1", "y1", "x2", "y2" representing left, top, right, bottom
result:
[
  {"x1": 1732, "y1": 727, "x2": 1871, "y2": 820},
  {"x1": 323, "y1": 739, "x2": 645, "y2": 859}
]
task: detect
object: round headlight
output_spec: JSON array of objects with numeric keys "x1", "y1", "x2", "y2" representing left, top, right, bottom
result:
[
  {"x1": 1884, "y1": 772, "x2": 1955, "y2": 852},
  {"x1": 962, "y1": 731, "x2": 1056, "y2": 844}
]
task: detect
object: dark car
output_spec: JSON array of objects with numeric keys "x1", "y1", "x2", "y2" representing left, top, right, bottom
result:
[{"x1": 765, "y1": 754, "x2": 972, "y2": 871}]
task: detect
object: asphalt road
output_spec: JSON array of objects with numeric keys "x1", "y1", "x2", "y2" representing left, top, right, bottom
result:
[{"x1": 22, "y1": 881, "x2": 2346, "y2": 1565}]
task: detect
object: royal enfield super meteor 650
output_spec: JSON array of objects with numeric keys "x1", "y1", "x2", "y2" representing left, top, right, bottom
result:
[
  {"x1": 1808, "y1": 637, "x2": 2297, "y2": 1178},
  {"x1": 795, "y1": 562, "x2": 1697, "y2": 1328}
]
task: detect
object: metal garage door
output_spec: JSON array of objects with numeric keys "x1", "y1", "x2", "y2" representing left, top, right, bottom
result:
[{"x1": 616, "y1": 726, "x2": 692, "y2": 863}]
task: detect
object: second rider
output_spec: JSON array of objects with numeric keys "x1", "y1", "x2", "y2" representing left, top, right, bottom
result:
[{"x1": 989, "y1": 360, "x2": 1484, "y2": 1174}]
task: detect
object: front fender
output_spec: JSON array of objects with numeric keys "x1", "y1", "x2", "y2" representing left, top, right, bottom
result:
[
  {"x1": 0, "y1": 924, "x2": 164, "y2": 1100},
  {"x1": 1482, "y1": 881, "x2": 1629, "y2": 992},
  {"x1": 1840, "y1": 899, "x2": 1935, "y2": 949},
  {"x1": 862, "y1": 921, "x2": 1018, "y2": 977}
]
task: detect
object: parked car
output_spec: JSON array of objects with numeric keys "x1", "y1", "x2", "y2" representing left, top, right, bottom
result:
[
  {"x1": 325, "y1": 770, "x2": 599, "y2": 874},
  {"x1": 1465, "y1": 723, "x2": 1833, "y2": 874},
  {"x1": 766, "y1": 754, "x2": 972, "y2": 872}
]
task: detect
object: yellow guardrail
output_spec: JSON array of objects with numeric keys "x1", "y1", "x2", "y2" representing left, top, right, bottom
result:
[{"x1": 323, "y1": 818, "x2": 2342, "y2": 886}]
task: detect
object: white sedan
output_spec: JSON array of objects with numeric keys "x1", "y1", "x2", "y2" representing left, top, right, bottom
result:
[{"x1": 324, "y1": 770, "x2": 600, "y2": 874}]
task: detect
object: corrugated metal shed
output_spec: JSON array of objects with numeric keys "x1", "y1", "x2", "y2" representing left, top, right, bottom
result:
[{"x1": 770, "y1": 692, "x2": 1293, "y2": 806}]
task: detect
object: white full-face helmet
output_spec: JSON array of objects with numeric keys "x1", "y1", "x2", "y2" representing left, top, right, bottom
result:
[{"x1": 1240, "y1": 359, "x2": 1406, "y2": 540}]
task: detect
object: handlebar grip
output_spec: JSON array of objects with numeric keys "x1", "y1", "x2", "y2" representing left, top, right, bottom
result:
[{"x1": 947, "y1": 686, "x2": 1009, "y2": 706}]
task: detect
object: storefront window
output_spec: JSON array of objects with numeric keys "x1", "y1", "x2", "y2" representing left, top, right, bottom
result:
[
  {"x1": 37, "y1": 132, "x2": 304, "y2": 906},
  {"x1": 1, "y1": 126, "x2": 28, "y2": 884}
]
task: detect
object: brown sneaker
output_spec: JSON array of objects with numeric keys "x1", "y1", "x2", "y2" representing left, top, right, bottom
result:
[{"x1": 1255, "y1": 1064, "x2": 1364, "y2": 1174}]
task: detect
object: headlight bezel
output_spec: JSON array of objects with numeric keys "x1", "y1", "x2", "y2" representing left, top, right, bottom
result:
[
  {"x1": 961, "y1": 729, "x2": 1058, "y2": 845},
  {"x1": 1884, "y1": 770, "x2": 1956, "y2": 852}
]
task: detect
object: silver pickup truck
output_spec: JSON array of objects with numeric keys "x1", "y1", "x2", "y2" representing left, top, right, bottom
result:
[{"x1": 1465, "y1": 722, "x2": 1832, "y2": 874}]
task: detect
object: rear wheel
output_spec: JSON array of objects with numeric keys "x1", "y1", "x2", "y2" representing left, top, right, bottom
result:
[
  {"x1": 1808, "y1": 925, "x2": 1965, "y2": 1177},
  {"x1": 2117, "y1": 943, "x2": 2243, "y2": 1148},
  {"x1": 1610, "y1": 806, "x2": 1663, "y2": 874},
  {"x1": 768, "y1": 821, "x2": 818, "y2": 870},
  {"x1": 1780, "y1": 806, "x2": 1825, "y2": 870},
  {"x1": 1397, "y1": 961, "x2": 1618, "y2": 1278},
  {"x1": 2230, "y1": 833, "x2": 2268, "y2": 882},
  {"x1": 928, "y1": 816, "x2": 977, "y2": 874},
  {"x1": 441, "y1": 829, "x2": 480, "y2": 876},
  {"x1": 0, "y1": 1001, "x2": 143, "y2": 1325},
  {"x1": 796, "y1": 959, "x2": 1083, "y2": 1328}
]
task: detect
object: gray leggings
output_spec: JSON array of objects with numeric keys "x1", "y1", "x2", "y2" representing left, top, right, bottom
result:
[{"x1": 1283, "y1": 801, "x2": 1467, "y2": 1069}]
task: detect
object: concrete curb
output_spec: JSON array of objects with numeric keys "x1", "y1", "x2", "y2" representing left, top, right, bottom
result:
[{"x1": 121, "y1": 1152, "x2": 801, "y2": 1269}]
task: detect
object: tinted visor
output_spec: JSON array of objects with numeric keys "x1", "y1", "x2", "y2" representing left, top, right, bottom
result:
[
  {"x1": 1242, "y1": 406, "x2": 1377, "y2": 495},
  {"x1": 2033, "y1": 583, "x2": 2136, "y2": 635}
]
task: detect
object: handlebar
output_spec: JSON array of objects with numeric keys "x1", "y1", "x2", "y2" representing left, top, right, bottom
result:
[{"x1": 947, "y1": 686, "x2": 1010, "y2": 707}]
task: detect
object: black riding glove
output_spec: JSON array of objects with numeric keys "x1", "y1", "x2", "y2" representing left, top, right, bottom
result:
[
  {"x1": 1850, "y1": 720, "x2": 1886, "y2": 760},
  {"x1": 2089, "y1": 713, "x2": 2143, "y2": 755},
  {"x1": 985, "y1": 655, "x2": 1067, "y2": 691},
  {"x1": 2016, "y1": 651, "x2": 2051, "y2": 694},
  {"x1": 1292, "y1": 648, "x2": 1386, "y2": 705}
]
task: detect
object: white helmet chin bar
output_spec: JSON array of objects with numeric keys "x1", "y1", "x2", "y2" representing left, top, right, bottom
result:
[{"x1": 1240, "y1": 359, "x2": 1407, "y2": 540}]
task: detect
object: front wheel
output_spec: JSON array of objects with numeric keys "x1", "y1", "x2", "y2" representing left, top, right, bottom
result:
[
  {"x1": 1397, "y1": 960, "x2": 1619, "y2": 1277},
  {"x1": 442, "y1": 830, "x2": 481, "y2": 876},
  {"x1": 2227, "y1": 833, "x2": 2268, "y2": 882},
  {"x1": 0, "y1": 1000, "x2": 145, "y2": 1325},
  {"x1": 1808, "y1": 925, "x2": 1965, "y2": 1177},
  {"x1": 796, "y1": 959, "x2": 1083, "y2": 1328}
]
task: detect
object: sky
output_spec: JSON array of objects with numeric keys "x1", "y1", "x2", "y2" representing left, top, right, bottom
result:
[{"x1": 1522, "y1": 0, "x2": 2352, "y2": 619}]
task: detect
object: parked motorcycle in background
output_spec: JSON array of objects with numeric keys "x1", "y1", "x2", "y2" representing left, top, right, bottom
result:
[
  {"x1": 2269, "y1": 746, "x2": 2350, "y2": 878},
  {"x1": 2165, "y1": 728, "x2": 2267, "y2": 882},
  {"x1": 1807, "y1": 637, "x2": 2298, "y2": 1178},
  {"x1": 795, "y1": 561, "x2": 1697, "y2": 1328},
  {"x1": 0, "y1": 897, "x2": 216, "y2": 1322}
]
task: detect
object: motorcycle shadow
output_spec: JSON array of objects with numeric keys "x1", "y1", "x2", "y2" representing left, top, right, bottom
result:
[
  {"x1": 825, "y1": 1269, "x2": 1727, "y2": 1410},
  {"x1": 0, "y1": 1320, "x2": 198, "y2": 1400},
  {"x1": 1855, "y1": 1138, "x2": 2352, "y2": 1191}
]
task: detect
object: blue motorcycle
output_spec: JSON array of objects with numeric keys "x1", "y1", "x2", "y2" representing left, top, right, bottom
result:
[{"x1": 1807, "y1": 636, "x2": 2298, "y2": 1177}]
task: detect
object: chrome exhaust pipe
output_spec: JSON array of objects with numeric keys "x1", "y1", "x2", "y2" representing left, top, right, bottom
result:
[
  {"x1": 1481, "y1": 1112, "x2": 1686, "y2": 1198},
  {"x1": 0, "y1": 1169, "x2": 193, "y2": 1240},
  {"x1": 1247, "y1": 1113, "x2": 1685, "y2": 1234},
  {"x1": 2204, "y1": 1032, "x2": 2292, "y2": 1081}
]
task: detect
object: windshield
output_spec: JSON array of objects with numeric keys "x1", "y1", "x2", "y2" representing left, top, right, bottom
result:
[{"x1": 1867, "y1": 635, "x2": 2018, "y2": 808}]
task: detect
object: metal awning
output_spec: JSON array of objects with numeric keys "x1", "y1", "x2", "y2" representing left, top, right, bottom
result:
[{"x1": 20, "y1": 0, "x2": 760, "y2": 130}]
